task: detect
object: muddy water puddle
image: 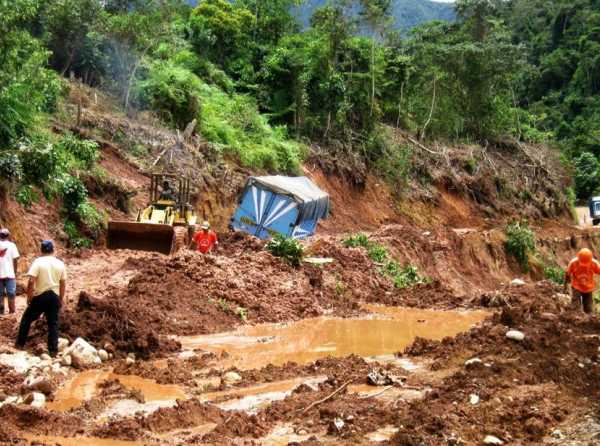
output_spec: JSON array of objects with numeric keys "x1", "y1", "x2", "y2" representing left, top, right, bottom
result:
[
  {"x1": 47, "y1": 369, "x2": 186, "y2": 412},
  {"x1": 199, "y1": 376, "x2": 327, "y2": 413},
  {"x1": 178, "y1": 305, "x2": 488, "y2": 370},
  {"x1": 25, "y1": 435, "x2": 143, "y2": 446}
]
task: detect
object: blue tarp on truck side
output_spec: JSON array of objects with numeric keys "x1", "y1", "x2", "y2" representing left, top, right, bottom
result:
[{"x1": 230, "y1": 176, "x2": 330, "y2": 240}]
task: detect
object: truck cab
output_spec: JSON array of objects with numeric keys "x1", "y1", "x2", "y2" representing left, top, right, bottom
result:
[{"x1": 589, "y1": 196, "x2": 600, "y2": 225}]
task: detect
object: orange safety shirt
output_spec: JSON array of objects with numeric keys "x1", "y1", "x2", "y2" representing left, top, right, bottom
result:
[{"x1": 567, "y1": 257, "x2": 600, "y2": 293}]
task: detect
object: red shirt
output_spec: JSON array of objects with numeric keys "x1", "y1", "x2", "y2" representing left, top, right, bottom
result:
[{"x1": 193, "y1": 230, "x2": 218, "y2": 253}]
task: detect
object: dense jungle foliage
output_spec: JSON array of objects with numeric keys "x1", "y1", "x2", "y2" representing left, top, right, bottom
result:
[{"x1": 0, "y1": 0, "x2": 600, "y2": 201}]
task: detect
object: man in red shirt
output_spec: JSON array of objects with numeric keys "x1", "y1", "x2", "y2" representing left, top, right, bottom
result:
[
  {"x1": 191, "y1": 221, "x2": 218, "y2": 254},
  {"x1": 564, "y1": 248, "x2": 600, "y2": 314}
]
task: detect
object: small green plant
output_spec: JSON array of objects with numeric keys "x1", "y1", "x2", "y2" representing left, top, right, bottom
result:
[
  {"x1": 58, "y1": 174, "x2": 88, "y2": 215},
  {"x1": 343, "y1": 235, "x2": 430, "y2": 289},
  {"x1": 57, "y1": 133, "x2": 99, "y2": 169},
  {"x1": 393, "y1": 265, "x2": 429, "y2": 289},
  {"x1": 266, "y1": 234, "x2": 304, "y2": 267},
  {"x1": 236, "y1": 306, "x2": 248, "y2": 322},
  {"x1": 0, "y1": 152, "x2": 22, "y2": 185},
  {"x1": 15, "y1": 185, "x2": 39, "y2": 208},
  {"x1": 505, "y1": 220, "x2": 536, "y2": 271},
  {"x1": 63, "y1": 220, "x2": 92, "y2": 249},
  {"x1": 76, "y1": 201, "x2": 104, "y2": 238},
  {"x1": 17, "y1": 137, "x2": 59, "y2": 186},
  {"x1": 217, "y1": 297, "x2": 230, "y2": 313},
  {"x1": 544, "y1": 265, "x2": 565, "y2": 285},
  {"x1": 335, "y1": 280, "x2": 346, "y2": 296},
  {"x1": 343, "y1": 233, "x2": 370, "y2": 248},
  {"x1": 464, "y1": 157, "x2": 477, "y2": 175},
  {"x1": 367, "y1": 244, "x2": 389, "y2": 263}
]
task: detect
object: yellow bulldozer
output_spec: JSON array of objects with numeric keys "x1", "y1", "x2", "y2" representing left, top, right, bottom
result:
[{"x1": 107, "y1": 173, "x2": 197, "y2": 254}]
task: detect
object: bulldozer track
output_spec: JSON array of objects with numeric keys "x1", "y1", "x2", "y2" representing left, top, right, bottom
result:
[{"x1": 171, "y1": 226, "x2": 188, "y2": 254}]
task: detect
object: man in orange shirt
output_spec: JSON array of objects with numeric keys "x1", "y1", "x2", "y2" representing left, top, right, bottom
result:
[
  {"x1": 564, "y1": 248, "x2": 600, "y2": 314},
  {"x1": 191, "y1": 221, "x2": 218, "y2": 254}
]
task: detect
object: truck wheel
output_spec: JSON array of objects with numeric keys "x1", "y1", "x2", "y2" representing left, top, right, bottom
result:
[{"x1": 593, "y1": 219, "x2": 600, "y2": 226}]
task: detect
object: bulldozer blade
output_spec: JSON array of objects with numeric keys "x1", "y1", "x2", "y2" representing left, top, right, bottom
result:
[{"x1": 107, "y1": 221, "x2": 174, "y2": 255}]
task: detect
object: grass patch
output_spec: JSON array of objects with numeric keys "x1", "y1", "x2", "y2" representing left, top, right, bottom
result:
[
  {"x1": 343, "y1": 233, "x2": 429, "y2": 289},
  {"x1": 266, "y1": 234, "x2": 304, "y2": 267},
  {"x1": 505, "y1": 220, "x2": 536, "y2": 271}
]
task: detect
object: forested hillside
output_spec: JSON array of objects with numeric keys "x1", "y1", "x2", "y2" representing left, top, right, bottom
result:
[
  {"x1": 1, "y1": 0, "x2": 599, "y2": 250},
  {"x1": 294, "y1": 0, "x2": 456, "y2": 31}
]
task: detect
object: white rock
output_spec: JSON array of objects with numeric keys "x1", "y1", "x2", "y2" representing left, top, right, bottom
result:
[
  {"x1": 127, "y1": 353, "x2": 136, "y2": 360},
  {"x1": 506, "y1": 330, "x2": 525, "y2": 342},
  {"x1": 30, "y1": 392, "x2": 46, "y2": 408},
  {"x1": 469, "y1": 394, "x2": 480, "y2": 405},
  {"x1": 64, "y1": 338, "x2": 99, "y2": 368},
  {"x1": 483, "y1": 435, "x2": 504, "y2": 445},
  {"x1": 51, "y1": 363, "x2": 61, "y2": 373},
  {"x1": 42, "y1": 367, "x2": 50, "y2": 374},
  {"x1": 98, "y1": 349, "x2": 109, "y2": 361},
  {"x1": 464, "y1": 358, "x2": 483, "y2": 368},
  {"x1": 60, "y1": 354, "x2": 72, "y2": 367},
  {"x1": 550, "y1": 429, "x2": 564, "y2": 440},
  {"x1": 58, "y1": 338, "x2": 70, "y2": 352},
  {"x1": 222, "y1": 371, "x2": 242, "y2": 385},
  {"x1": 510, "y1": 278, "x2": 526, "y2": 287},
  {"x1": 0, "y1": 352, "x2": 41, "y2": 374},
  {"x1": 40, "y1": 353, "x2": 51, "y2": 361},
  {"x1": 125, "y1": 357, "x2": 135, "y2": 365}
]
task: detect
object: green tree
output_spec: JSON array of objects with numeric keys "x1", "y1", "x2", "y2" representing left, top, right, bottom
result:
[
  {"x1": 0, "y1": 0, "x2": 59, "y2": 148},
  {"x1": 42, "y1": 0, "x2": 103, "y2": 75},
  {"x1": 574, "y1": 152, "x2": 600, "y2": 199},
  {"x1": 359, "y1": 0, "x2": 392, "y2": 116}
]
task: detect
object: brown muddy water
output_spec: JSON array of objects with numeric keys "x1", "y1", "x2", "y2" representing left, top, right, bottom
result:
[
  {"x1": 47, "y1": 370, "x2": 186, "y2": 412},
  {"x1": 177, "y1": 305, "x2": 489, "y2": 370}
]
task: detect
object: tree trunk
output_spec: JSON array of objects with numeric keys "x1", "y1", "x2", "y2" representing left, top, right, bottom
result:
[
  {"x1": 370, "y1": 35, "x2": 376, "y2": 116},
  {"x1": 420, "y1": 75, "x2": 437, "y2": 140},
  {"x1": 124, "y1": 45, "x2": 152, "y2": 113},
  {"x1": 396, "y1": 81, "x2": 405, "y2": 129},
  {"x1": 60, "y1": 48, "x2": 77, "y2": 77}
]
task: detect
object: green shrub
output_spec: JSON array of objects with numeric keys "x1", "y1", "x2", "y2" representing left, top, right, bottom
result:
[
  {"x1": 58, "y1": 175, "x2": 88, "y2": 215},
  {"x1": 63, "y1": 220, "x2": 92, "y2": 249},
  {"x1": 57, "y1": 133, "x2": 99, "y2": 169},
  {"x1": 367, "y1": 244, "x2": 389, "y2": 263},
  {"x1": 505, "y1": 220, "x2": 536, "y2": 271},
  {"x1": 17, "y1": 137, "x2": 59, "y2": 186},
  {"x1": 15, "y1": 185, "x2": 39, "y2": 208},
  {"x1": 374, "y1": 142, "x2": 412, "y2": 192},
  {"x1": 392, "y1": 265, "x2": 428, "y2": 289},
  {"x1": 544, "y1": 265, "x2": 565, "y2": 285},
  {"x1": 0, "y1": 152, "x2": 23, "y2": 185},
  {"x1": 343, "y1": 233, "x2": 371, "y2": 248},
  {"x1": 266, "y1": 234, "x2": 304, "y2": 267},
  {"x1": 76, "y1": 201, "x2": 104, "y2": 237}
]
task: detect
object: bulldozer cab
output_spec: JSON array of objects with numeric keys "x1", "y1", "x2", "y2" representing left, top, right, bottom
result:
[
  {"x1": 107, "y1": 173, "x2": 197, "y2": 254},
  {"x1": 151, "y1": 173, "x2": 191, "y2": 209}
]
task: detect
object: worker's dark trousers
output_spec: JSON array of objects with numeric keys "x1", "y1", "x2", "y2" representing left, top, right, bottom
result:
[
  {"x1": 571, "y1": 289, "x2": 594, "y2": 314},
  {"x1": 16, "y1": 290, "x2": 60, "y2": 354}
]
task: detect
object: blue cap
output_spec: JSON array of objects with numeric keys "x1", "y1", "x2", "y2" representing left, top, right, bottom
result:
[{"x1": 41, "y1": 240, "x2": 54, "y2": 254}]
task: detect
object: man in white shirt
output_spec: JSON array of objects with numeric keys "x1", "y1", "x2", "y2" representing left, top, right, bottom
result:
[
  {"x1": 16, "y1": 240, "x2": 66, "y2": 356},
  {"x1": 0, "y1": 228, "x2": 19, "y2": 315}
]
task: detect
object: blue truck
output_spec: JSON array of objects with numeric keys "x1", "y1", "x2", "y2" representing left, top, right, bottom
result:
[
  {"x1": 230, "y1": 176, "x2": 330, "y2": 240},
  {"x1": 590, "y1": 196, "x2": 600, "y2": 226}
]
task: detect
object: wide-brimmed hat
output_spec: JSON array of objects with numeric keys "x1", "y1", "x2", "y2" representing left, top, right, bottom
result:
[
  {"x1": 0, "y1": 228, "x2": 9, "y2": 238},
  {"x1": 201, "y1": 221, "x2": 210, "y2": 230}
]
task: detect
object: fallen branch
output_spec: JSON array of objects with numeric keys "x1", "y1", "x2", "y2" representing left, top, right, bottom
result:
[
  {"x1": 151, "y1": 147, "x2": 169, "y2": 167},
  {"x1": 298, "y1": 380, "x2": 353, "y2": 414},
  {"x1": 359, "y1": 385, "x2": 393, "y2": 399},
  {"x1": 407, "y1": 136, "x2": 441, "y2": 156}
]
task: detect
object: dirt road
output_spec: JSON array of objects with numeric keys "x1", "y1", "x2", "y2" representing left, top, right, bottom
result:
[{"x1": 1, "y1": 228, "x2": 600, "y2": 445}]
